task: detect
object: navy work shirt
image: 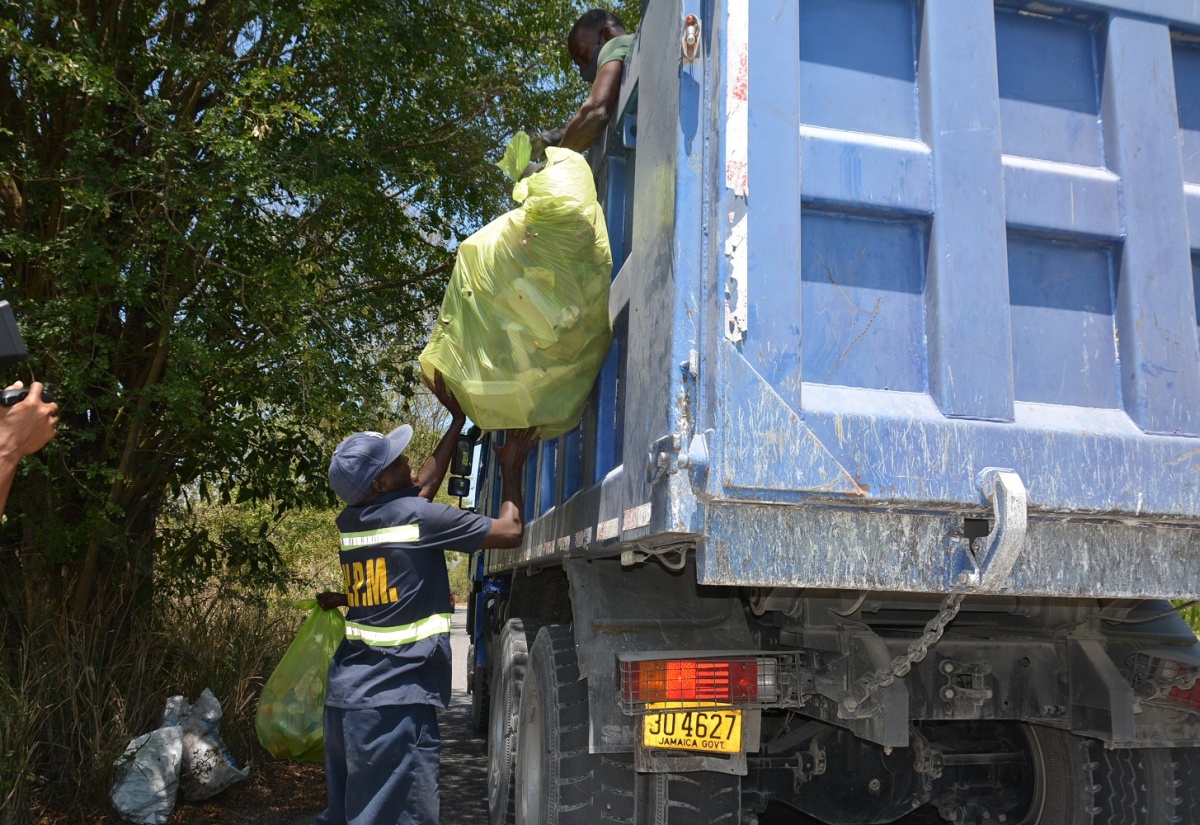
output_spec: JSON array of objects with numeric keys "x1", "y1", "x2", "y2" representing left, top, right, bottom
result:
[{"x1": 326, "y1": 487, "x2": 492, "y2": 709}]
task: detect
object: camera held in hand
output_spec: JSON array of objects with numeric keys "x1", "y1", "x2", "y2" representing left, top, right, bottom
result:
[{"x1": 0, "y1": 301, "x2": 55, "y2": 405}]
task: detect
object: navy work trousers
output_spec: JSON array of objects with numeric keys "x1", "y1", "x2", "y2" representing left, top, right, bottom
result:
[{"x1": 316, "y1": 703, "x2": 440, "y2": 825}]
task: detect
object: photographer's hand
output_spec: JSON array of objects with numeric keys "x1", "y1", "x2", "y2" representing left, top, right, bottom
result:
[{"x1": 0, "y1": 382, "x2": 60, "y2": 517}]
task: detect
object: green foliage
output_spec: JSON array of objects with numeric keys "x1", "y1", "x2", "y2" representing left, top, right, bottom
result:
[
  {"x1": 447, "y1": 552, "x2": 472, "y2": 602},
  {"x1": 0, "y1": 0, "x2": 586, "y2": 618},
  {"x1": 0, "y1": 1, "x2": 613, "y2": 818},
  {"x1": 1176, "y1": 600, "x2": 1200, "y2": 634}
]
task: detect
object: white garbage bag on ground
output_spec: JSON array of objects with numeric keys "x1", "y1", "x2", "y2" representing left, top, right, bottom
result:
[
  {"x1": 110, "y1": 726, "x2": 184, "y2": 825},
  {"x1": 111, "y1": 688, "x2": 248, "y2": 823},
  {"x1": 167, "y1": 688, "x2": 250, "y2": 801}
]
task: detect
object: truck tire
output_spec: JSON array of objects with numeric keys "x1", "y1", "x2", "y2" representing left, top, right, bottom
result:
[
  {"x1": 638, "y1": 771, "x2": 741, "y2": 825},
  {"x1": 514, "y1": 625, "x2": 635, "y2": 824},
  {"x1": 1020, "y1": 725, "x2": 1176, "y2": 824},
  {"x1": 1170, "y1": 746, "x2": 1200, "y2": 814},
  {"x1": 488, "y1": 619, "x2": 544, "y2": 825}
]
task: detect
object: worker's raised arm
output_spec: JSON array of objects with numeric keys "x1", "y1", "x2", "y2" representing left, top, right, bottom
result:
[
  {"x1": 416, "y1": 373, "x2": 467, "y2": 501},
  {"x1": 559, "y1": 59, "x2": 624, "y2": 154},
  {"x1": 481, "y1": 428, "x2": 539, "y2": 549}
]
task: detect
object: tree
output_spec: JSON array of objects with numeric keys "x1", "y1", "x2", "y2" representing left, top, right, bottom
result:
[{"x1": 0, "y1": 0, "x2": 589, "y2": 624}]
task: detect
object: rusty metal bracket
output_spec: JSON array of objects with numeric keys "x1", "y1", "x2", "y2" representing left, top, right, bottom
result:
[{"x1": 681, "y1": 14, "x2": 702, "y2": 62}]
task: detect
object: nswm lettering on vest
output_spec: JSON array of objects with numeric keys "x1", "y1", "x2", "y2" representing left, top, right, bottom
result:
[{"x1": 342, "y1": 557, "x2": 399, "y2": 608}]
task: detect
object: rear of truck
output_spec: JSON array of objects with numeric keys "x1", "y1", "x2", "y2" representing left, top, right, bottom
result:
[{"x1": 468, "y1": 1, "x2": 1200, "y2": 822}]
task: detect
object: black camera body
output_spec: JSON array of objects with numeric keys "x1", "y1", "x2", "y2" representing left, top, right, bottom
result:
[{"x1": 0, "y1": 301, "x2": 54, "y2": 406}]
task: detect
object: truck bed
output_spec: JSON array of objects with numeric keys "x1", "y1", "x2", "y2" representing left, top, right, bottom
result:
[{"x1": 482, "y1": 0, "x2": 1200, "y2": 600}]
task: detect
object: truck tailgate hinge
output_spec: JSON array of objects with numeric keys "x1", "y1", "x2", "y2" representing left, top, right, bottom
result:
[{"x1": 646, "y1": 430, "x2": 709, "y2": 486}]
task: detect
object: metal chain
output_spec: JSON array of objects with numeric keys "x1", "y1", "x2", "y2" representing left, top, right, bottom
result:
[{"x1": 841, "y1": 593, "x2": 966, "y2": 713}]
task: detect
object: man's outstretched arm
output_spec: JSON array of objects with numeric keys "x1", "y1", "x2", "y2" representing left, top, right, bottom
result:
[
  {"x1": 559, "y1": 59, "x2": 624, "y2": 153},
  {"x1": 482, "y1": 428, "x2": 539, "y2": 549},
  {"x1": 417, "y1": 373, "x2": 468, "y2": 501}
]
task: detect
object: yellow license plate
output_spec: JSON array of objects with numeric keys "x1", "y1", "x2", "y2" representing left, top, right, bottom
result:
[{"x1": 642, "y1": 702, "x2": 742, "y2": 754}]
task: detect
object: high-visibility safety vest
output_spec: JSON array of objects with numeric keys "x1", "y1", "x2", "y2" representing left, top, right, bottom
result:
[
  {"x1": 337, "y1": 523, "x2": 451, "y2": 648},
  {"x1": 345, "y1": 612, "x2": 453, "y2": 646}
]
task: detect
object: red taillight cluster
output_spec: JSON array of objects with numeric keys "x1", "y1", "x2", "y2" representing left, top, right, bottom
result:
[
  {"x1": 1164, "y1": 661, "x2": 1200, "y2": 712},
  {"x1": 1133, "y1": 654, "x2": 1200, "y2": 714},
  {"x1": 621, "y1": 658, "x2": 764, "y2": 705},
  {"x1": 1169, "y1": 680, "x2": 1200, "y2": 712}
]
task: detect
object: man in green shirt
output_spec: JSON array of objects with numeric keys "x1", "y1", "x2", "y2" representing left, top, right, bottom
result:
[{"x1": 530, "y1": 9, "x2": 633, "y2": 160}]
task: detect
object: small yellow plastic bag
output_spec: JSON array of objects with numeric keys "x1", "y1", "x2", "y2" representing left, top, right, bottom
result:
[
  {"x1": 420, "y1": 135, "x2": 613, "y2": 438},
  {"x1": 255, "y1": 599, "x2": 345, "y2": 763}
]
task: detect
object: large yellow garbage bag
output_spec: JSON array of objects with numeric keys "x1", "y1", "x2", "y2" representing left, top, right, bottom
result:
[{"x1": 420, "y1": 134, "x2": 613, "y2": 438}]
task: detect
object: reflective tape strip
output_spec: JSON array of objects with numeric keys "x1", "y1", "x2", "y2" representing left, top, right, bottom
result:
[
  {"x1": 345, "y1": 613, "x2": 452, "y2": 647},
  {"x1": 340, "y1": 524, "x2": 420, "y2": 547}
]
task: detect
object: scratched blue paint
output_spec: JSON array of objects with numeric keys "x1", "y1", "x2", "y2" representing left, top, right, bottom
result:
[
  {"x1": 920, "y1": 0, "x2": 1014, "y2": 422},
  {"x1": 800, "y1": 131, "x2": 932, "y2": 217},
  {"x1": 801, "y1": 211, "x2": 928, "y2": 391},
  {"x1": 1176, "y1": 39, "x2": 1200, "y2": 184},
  {"x1": 1001, "y1": 159, "x2": 1122, "y2": 240},
  {"x1": 479, "y1": 0, "x2": 1200, "y2": 600},
  {"x1": 741, "y1": 0, "x2": 803, "y2": 403},
  {"x1": 1007, "y1": 236, "x2": 1120, "y2": 408},
  {"x1": 799, "y1": 0, "x2": 919, "y2": 140},
  {"x1": 995, "y1": 8, "x2": 1103, "y2": 166},
  {"x1": 1103, "y1": 16, "x2": 1200, "y2": 435},
  {"x1": 1056, "y1": 0, "x2": 1200, "y2": 27}
]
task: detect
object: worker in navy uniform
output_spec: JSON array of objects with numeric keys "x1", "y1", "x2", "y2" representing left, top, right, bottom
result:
[{"x1": 315, "y1": 374, "x2": 537, "y2": 825}]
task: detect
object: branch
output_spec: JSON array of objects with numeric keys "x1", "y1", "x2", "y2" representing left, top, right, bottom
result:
[{"x1": 325, "y1": 261, "x2": 453, "y2": 307}]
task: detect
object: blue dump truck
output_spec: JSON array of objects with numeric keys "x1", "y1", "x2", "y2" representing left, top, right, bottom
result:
[{"x1": 462, "y1": 1, "x2": 1200, "y2": 822}]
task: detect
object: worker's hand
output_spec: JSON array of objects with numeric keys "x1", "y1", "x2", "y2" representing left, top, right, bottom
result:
[
  {"x1": 0, "y1": 382, "x2": 59, "y2": 462},
  {"x1": 316, "y1": 591, "x2": 348, "y2": 610},
  {"x1": 429, "y1": 371, "x2": 465, "y2": 420},
  {"x1": 529, "y1": 128, "x2": 564, "y2": 161},
  {"x1": 494, "y1": 427, "x2": 539, "y2": 474},
  {"x1": 518, "y1": 160, "x2": 546, "y2": 181}
]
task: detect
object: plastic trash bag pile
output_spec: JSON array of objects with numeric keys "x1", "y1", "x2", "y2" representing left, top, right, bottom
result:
[
  {"x1": 255, "y1": 598, "x2": 345, "y2": 763},
  {"x1": 110, "y1": 688, "x2": 248, "y2": 824},
  {"x1": 420, "y1": 132, "x2": 613, "y2": 438}
]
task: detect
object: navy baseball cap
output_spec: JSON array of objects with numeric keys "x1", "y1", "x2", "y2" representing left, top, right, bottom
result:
[{"x1": 328, "y1": 424, "x2": 413, "y2": 505}]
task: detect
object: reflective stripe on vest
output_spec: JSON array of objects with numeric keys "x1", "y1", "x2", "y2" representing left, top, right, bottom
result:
[
  {"x1": 339, "y1": 524, "x2": 420, "y2": 548},
  {"x1": 345, "y1": 612, "x2": 453, "y2": 647}
]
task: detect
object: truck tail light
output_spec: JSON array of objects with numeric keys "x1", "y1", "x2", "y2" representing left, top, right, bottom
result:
[
  {"x1": 1130, "y1": 653, "x2": 1200, "y2": 714},
  {"x1": 620, "y1": 656, "x2": 779, "y2": 709},
  {"x1": 1169, "y1": 678, "x2": 1200, "y2": 713},
  {"x1": 1161, "y1": 659, "x2": 1200, "y2": 712}
]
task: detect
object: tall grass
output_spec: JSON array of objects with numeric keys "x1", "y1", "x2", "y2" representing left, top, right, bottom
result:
[{"x1": 0, "y1": 592, "x2": 301, "y2": 824}]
